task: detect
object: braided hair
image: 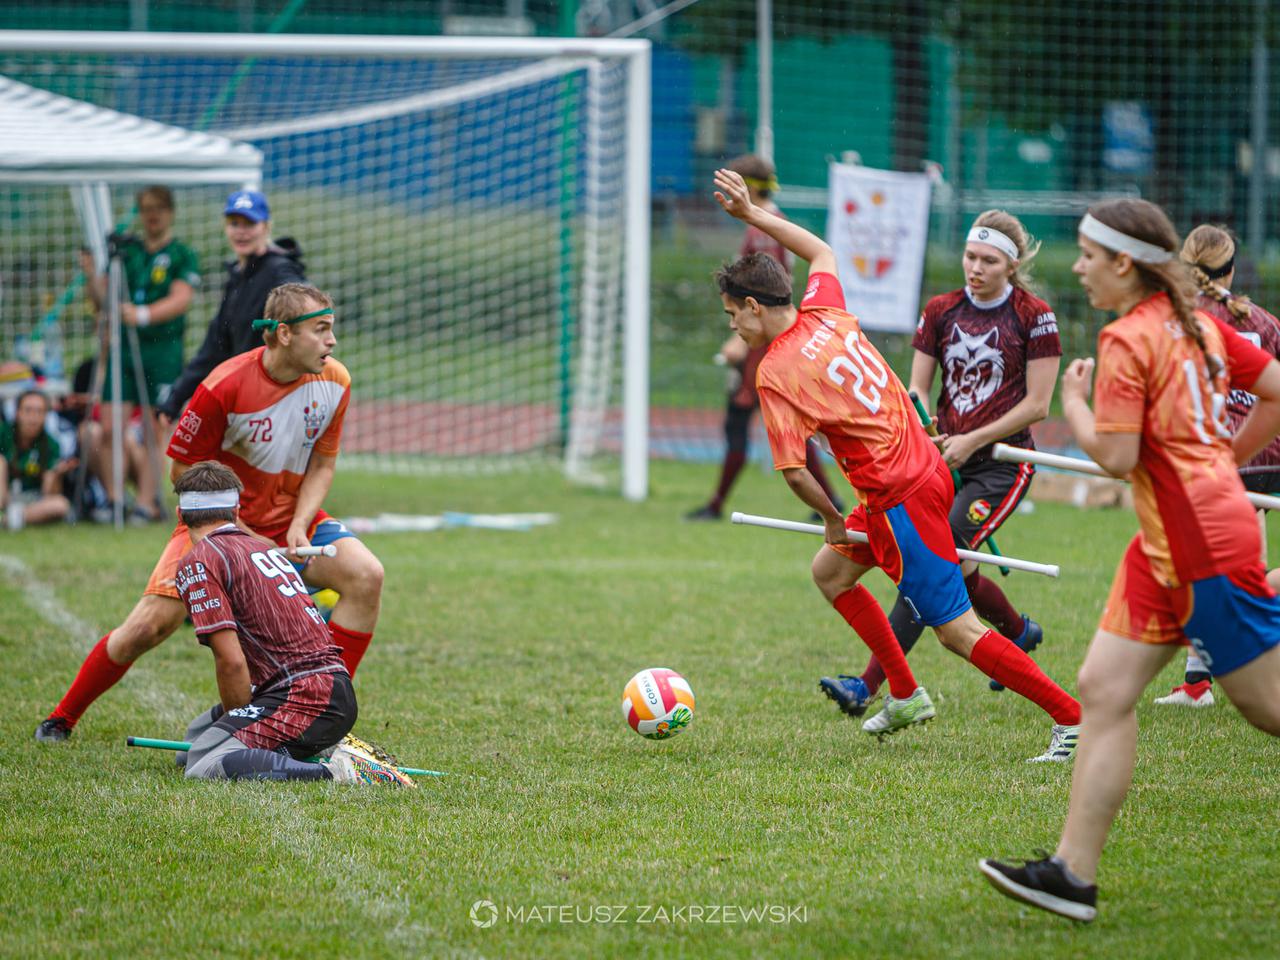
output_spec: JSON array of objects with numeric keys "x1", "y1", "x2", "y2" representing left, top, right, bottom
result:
[
  {"x1": 1181, "y1": 224, "x2": 1252, "y2": 323},
  {"x1": 1086, "y1": 198, "x2": 1221, "y2": 377}
]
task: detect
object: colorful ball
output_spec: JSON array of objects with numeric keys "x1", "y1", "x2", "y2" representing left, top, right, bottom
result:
[{"x1": 621, "y1": 668, "x2": 695, "y2": 740}]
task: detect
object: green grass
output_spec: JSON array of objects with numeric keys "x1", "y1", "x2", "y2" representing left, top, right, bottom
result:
[{"x1": 3, "y1": 462, "x2": 1280, "y2": 958}]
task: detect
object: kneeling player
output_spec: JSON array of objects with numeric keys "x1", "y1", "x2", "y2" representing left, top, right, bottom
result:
[
  {"x1": 36, "y1": 283, "x2": 385, "y2": 742},
  {"x1": 174, "y1": 461, "x2": 408, "y2": 785}
]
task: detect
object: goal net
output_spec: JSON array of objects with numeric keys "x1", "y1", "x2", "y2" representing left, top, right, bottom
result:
[{"x1": 0, "y1": 32, "x2": 650, "y2": 498}]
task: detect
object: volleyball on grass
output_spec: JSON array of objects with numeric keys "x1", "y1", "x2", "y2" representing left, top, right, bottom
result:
[{"x1": 621, "y1": 668, "x2": 695, "y2": 740}]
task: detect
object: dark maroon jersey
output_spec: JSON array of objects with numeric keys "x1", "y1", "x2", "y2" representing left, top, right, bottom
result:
[
  {"x1": 913, "y1": 286, "x2": 1061, "y2": 459},
  {"x1": 739, "y1": 200, "x2": 794, "y2": 271},
  {"x1": 1197, "y1": 293, "x2": 1280, "y2": 475},
  {"x1": 175, "y1": 525, "x2": 345, "y2": 691}
]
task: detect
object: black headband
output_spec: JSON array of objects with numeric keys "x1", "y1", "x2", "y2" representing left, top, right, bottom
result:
[
  {"x1": 1199, "y1": 255, "x2": 1235, "y2": 280},
  {"x1": 722, "y1": 280, "x2": 792, "y2": 307}
]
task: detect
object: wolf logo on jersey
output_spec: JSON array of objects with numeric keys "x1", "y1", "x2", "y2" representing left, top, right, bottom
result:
[{"x1": 945, "y1": 326, "x2": 1004, "y2": 414}]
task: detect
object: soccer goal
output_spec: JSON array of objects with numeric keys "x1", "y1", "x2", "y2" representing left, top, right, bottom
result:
[{"x1": 0, "y1": 30, "x2": 651, "y2": 500}]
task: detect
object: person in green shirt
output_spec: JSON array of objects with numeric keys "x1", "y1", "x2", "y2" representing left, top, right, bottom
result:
[
  {"x1": 81, "y1": 185, "x2": 201, "y2": 521},
  {"x1": 1, "y1": 390, "x2": 74, "y2": 530}
]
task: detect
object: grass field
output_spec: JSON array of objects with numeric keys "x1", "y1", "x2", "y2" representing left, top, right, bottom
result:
[{"x1": 3, "y1": 460, "x2": 1279, "y2": 958}]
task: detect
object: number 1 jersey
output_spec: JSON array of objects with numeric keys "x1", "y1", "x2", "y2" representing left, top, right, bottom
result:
[
  {"x1": 756, "y1": 272, "x2": 942, "y2": 512},
  {"x1": 176, "y1": 524, "x2": 345, "y2": 691}
]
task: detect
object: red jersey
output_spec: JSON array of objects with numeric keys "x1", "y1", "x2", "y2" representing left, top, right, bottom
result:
[
  {"x1": 175, "y1": 525, "x2": 344, "y2": 692},
  {"x1": 167, "y1": 348, "x2": 350, "y2": 540},
  {"x1": 1194, "y1": 292, "x2": 1280, "y2": 477},
  {"x1": 757, "y1": 272, "x2": 942, "y2": 511},
  {"x1": 1093, "y1": 293, "x2": 1272, "y2": 585},
  {"x1": 912, "y1": 285, "x2": 1061, "y2": 457}
]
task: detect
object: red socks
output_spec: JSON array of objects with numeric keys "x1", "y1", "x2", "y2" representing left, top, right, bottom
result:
[
  {"x1": 52, "y1": 634, "x2": 132, "y2": 725},
  {"x1": 329, "y1": 622, "x2": 373, "y2": 677},
  {"x1": 964, "y1": 570, "x2": 1026, "y2": 639},
  {"x1": 833, "y1": 587, "x2": 917, "y2": 699},
  {"x1": 970, "y1": 629, "x2": 1080, "y2": 725}
]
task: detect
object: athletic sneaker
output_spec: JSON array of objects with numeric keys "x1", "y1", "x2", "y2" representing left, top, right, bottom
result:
[
  {"x1": 991, "y1": 615, "x2": 1043, "y2": 692},
  {"x1": 325, "y1": 743, "x2": 417, "y2": 788},
  {"x1": 1153, "y1": 679, "x2": 1215, "y2": 707},
  {"x1": 861, "y1": 687, "x2": 935, "y2": 737},
  {"x1": 1027, "y1": 724, "x2": 1079, "y2": 763},
  {"x1": 818, "y1": 674, "x2": 875, "y2": 717},
  {"x1": 978, "y1": 852, "x2": 1098, "y2": 922},
  {"x1": 34, "y1": 716, "x2": 72, "y2": 743},
  {"x1": 324, "y1": 732, "x2": 401, "y2": 768},
  {"x1": 684, "y1": 504, "x2": 722, "y2": 521}
]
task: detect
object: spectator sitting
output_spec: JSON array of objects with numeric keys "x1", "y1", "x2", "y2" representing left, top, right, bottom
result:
[{"x1": 1, "y1": 389, "x2": 75, "y2": 530}]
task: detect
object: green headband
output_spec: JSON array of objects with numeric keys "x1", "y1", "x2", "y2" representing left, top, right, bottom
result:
[{"x1": 252, "y1": 306, "x2": 333, "y2": 333}]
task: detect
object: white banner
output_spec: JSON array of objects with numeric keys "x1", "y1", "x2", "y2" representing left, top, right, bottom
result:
[{"x1": 826, "y1": 163, "x2": 932, "y2": 333}]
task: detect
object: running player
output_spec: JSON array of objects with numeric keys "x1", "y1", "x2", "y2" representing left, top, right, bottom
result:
[
  {"x1": 35, "y1": 283, "x2": 385, "y2": 742},
  {"x1": 173, "y1": 460, "x2": 409, "y2": 786},
  {"x1": 687, "y1": 154, "x2": 843, "y2": 521},
  {"x1": 713, "y1": 169, "x2": 1081, "y2": 762},
  {"x1": 821, "y1": 210, "x2": 1058, "y2": 713},
  {"x1": 980, "y1": 199, "x2": 1280, "y2": 922},
  {"x1": 1153, "y1": 223, "x2": 1280, "y2": 707}
]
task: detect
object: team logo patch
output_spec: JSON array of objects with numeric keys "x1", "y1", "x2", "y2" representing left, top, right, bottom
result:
[
  {"x1": 967, "y1": 499, "x2": 992, "y2": 524},
  {"x1": 227, "y1": 704, "x2": 265, "y2": 719},
  {"x1": 178, "y1": 409, "x2": 202, "y2": 435},
  {"x1": 944, "y1": 325, "x2": 1004, "y2": 414},
  {"x1": 150, "y1": 253, "x2": 171, "y2": 286},
  {"x1": 302, "y1": 401, "x2": 328, "y2": 441}
]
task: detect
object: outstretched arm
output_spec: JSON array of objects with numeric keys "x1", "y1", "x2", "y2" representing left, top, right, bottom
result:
[{"x1": 714, "y1": 169, "x2": 837, "y2": 277}]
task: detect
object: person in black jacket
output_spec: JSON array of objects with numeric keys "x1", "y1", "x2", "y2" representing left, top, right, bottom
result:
[{"x1": 157, "y1": 189, "x2": 306, "y2": 424}]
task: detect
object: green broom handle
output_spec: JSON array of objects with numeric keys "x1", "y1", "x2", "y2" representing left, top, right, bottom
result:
[{"x1": 126, "y1": 736, "x2": 445, "y2": 778}]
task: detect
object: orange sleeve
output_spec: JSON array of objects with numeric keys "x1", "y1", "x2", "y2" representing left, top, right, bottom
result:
[
  {"x1": 315, "y1": 385, "x2": 350, "y2": 456},
  {"x1": 758, "y1": 383, "x2": 816, "y2": 470},
  {"x1": 1093, "y1": 327, "x2": 1147, "y2": 434}
]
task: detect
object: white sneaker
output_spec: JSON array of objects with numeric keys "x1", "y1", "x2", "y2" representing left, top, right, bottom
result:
[
  {"x1": 1027, "y1": 724, "x2": 1079, "y2": 763},
  {"x1": 861, "y1": 686, "x2": 935, "y2": 737},
  {"x1": 1153, "y1": 681, "x2": 1215, "y2": 707}
]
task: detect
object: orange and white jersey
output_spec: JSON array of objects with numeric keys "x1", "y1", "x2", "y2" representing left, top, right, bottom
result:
[
  {"x1": 167, "y1": 348, "x2": 350, "y2": 539},
  {"x1": 1093, "y1": 293, "x2": 1272, "y2": 585},
  {"x1": 757, "y1": 272, "x2": 941, "y2": 512}
]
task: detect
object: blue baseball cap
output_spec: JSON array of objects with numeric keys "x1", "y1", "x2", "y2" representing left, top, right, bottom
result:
[{"x1": 224, "y1": 189, "x2": 270, "y2": 223}]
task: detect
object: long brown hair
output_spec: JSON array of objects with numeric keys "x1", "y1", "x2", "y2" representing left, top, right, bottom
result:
[
  {"x1": 1086, "y1": 198, "x2": 1217, "y2": 374},
  {"x1": 1181, "y1": 224, "x2": 1252, "y2": 323}
]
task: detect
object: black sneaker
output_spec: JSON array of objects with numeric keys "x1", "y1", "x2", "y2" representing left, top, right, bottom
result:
[
  {"x1": 34, "y1": 716, "x2": 73, "y2": 743},
  {"x1": 684, "y1": 504, "x2": 722, "y2": 521},
  {"x1": 991, "y1": 614, "x2": 1043, "y2": 692},
  {"x1": 979, "y1": 852, "x2": 1097, "y2": 922}
]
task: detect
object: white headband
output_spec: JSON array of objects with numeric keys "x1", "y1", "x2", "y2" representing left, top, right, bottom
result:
[
  {"x1": 1078, "y1": 214, "x2": 1172, "y2": 264},
  {"x1": 967, "y1": 226, "x2": 1020, "y2": 262},
  {"x1": 178, "y1": 489, "x2": 240, "y2": 511}
]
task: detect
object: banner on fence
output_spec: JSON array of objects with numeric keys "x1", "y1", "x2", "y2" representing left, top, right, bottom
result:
[{"x1": 825, "y1": 162, "x2": 931, "y2": 333}]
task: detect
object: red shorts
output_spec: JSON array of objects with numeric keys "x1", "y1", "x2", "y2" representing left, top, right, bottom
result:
[
  {"x1": 143, "y1": 509, "x2": 334, "y2": 599},
  {"x1": 830, "y1": 459, "x2": 957, "y2": 573},
  {"x1": 1100, "y1": 534, "x2": 1275, "y2": 645}
]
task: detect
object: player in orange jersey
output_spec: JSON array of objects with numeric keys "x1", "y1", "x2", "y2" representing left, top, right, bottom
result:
[
  {"x1": 1152, "y1": 223, "x2": 1280, "y2": 707},
  {"x1": 981, "y1": 199, "x2": 1280, "y2": 922},
  {"x1": 35, "y1": 283, "x2": 385, "y2": 742},
  {"x1": 713, "y1": 168, "x2": 1081, "y2": 761}
]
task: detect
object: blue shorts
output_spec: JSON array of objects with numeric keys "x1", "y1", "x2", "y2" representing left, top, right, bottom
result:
[
  {"x1": 290, "y1": 518, "x2": 358, "y2": 579},
  {"x1": 1101, "y1": 536, "x2": 1280, "y2": 676},
  {"x1": 1185, "y1": 575, "x2": 1280, "y2": 676},
  {"x1": 836, "y1": 460, "x2": 971, "y2": 628}
]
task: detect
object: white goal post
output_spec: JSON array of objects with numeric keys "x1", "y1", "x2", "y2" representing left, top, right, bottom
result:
[{"x1": 0, "y1": 30, "x2": 651, "y2": 501}]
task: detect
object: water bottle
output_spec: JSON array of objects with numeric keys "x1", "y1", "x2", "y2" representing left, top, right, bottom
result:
[{"x1": 6, "y1": 479, "x2": 23, "y2": 532}]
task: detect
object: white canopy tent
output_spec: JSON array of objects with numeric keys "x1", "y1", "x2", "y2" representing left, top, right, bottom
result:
[{"x1": 0, "y1": 75, "x2": 262, "y2": 526}]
